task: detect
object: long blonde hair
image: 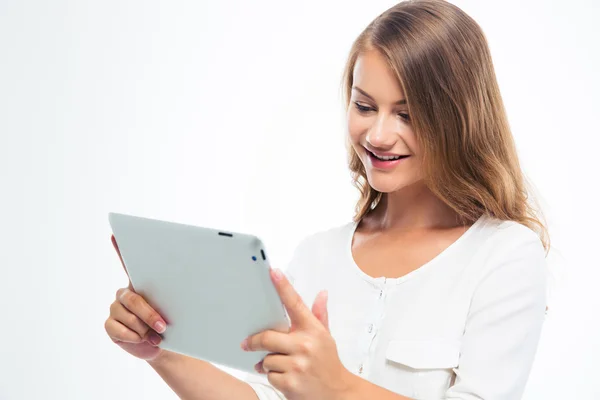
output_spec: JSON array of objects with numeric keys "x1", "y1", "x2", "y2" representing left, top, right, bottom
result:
[{"x1": 340, "y1": 0, "x2": 550, "y2": 253}]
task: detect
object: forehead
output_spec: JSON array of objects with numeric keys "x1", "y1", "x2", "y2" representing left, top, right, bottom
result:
[{"x1": 352, "y1": 50, "x2": 405, "y2": 100}]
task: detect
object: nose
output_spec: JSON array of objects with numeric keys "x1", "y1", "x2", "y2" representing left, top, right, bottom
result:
[{"x1": 365, "y1": 113, "x2": 400, "y2": 149}]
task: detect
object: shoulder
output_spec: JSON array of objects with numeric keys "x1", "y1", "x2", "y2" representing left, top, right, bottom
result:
[
  {"x1": 292, "y1": 221, "x2": 355, "y2": 255},
  {"x1": 477, "y1": 215, "x2": 546, "y2": 259},
  {"x1": 469, "y1": 215, "x2": 548, "y2": 291},
  {"x1": 284, "y1": 221, "x2": 354, "y2": 280}
]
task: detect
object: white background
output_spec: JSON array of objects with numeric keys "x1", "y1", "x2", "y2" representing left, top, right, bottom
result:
[{"x1": 1, "y1": 0, "x2": 599, "y2": 398}]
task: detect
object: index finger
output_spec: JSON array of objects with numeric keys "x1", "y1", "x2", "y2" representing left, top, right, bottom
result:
[
  {"x1": 117, "y1": 287, "x2": 167, "y2": 334},
  {"x1": 270, "y1": 268, "x2": 316, "y2": 328}
]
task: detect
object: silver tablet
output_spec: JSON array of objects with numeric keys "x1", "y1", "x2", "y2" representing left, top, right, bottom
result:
[{"x1": 108, "y1": 212, "x2": 290, "y2": 374}]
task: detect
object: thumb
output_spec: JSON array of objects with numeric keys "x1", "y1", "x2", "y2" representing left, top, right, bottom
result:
[{"x1": 311, "y1": 290, "x2": 329, "y2": 331}]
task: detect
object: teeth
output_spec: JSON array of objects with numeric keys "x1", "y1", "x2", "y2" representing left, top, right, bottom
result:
[{"x1": 372, "y1": 152, "x2": 403, "y2": 161}]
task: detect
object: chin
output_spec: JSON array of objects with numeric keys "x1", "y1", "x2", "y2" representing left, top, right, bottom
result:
[
  {"x1": 365, "y1": 172, "x2": 422, "y2": 193},
  {"x1": 366, "y1": 175, "x2": 408, "y2": 193}
]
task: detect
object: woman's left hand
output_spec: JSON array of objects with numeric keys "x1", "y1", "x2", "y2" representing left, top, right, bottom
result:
[{"x1": 241, "y1": 268, "x2": 356, "y2": 400}]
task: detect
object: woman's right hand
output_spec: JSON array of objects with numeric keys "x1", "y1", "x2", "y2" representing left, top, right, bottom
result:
[{"x1": 104, "y1": 235, "x2": 169, "y2": 361}]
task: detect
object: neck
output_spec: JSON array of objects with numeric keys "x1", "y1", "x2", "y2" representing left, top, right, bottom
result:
[{"x1": 371, "y1": 182, "x2": 462, "y2": 231}]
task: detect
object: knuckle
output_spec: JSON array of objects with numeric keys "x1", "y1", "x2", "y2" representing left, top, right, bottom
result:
[
  {"x1": 105, "y1": 319, "x2": 123, "y2": 340},
  {"x1": 129, "y1": 293, "x2": 143, "y2": 308},
  {"x1": 119, "y1": 324, "x2": 133, "y2": 339},
  {"x1": 298, "y1": 338, "x2": 314, "y2": 354},
  {"x1": 104, "y1": 318, "x2": 112, "y2": 334},
  {"x1": 259, "y1": 333, "x2": 271, "y2": 349},
  {"x1": 281, "y1": 376, "x2": 298, "y2": 393},
  {"x1": 115, "y1": 287, "x2": 126, "y2": 300},
  {"x1": 118, "y1": 288, "x2": 131, "y2": 304},
  {"x1": 291, "y1": 357, "x2": 308, "y2": 373},
  {"x1": 127, "y1": 313, "x2": 140, "y2": 329}
]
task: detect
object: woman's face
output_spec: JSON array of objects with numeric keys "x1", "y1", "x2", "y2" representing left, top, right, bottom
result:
[{"x1": 347, "y1": 50, "x2": 423, "y2": 193}]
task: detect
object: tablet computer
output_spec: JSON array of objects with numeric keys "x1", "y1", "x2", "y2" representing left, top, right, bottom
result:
[{"x1": 108, "y1": 212, "x2": 290, "y2": 374}]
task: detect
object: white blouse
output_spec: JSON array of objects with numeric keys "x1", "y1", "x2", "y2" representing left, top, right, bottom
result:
[{"x1": 243, "y1": 214, "x2": 548, "y2": 399}]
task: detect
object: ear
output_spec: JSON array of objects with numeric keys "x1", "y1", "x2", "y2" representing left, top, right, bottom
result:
[{"x1": 311, "y1": 290, "x2": 329, "y2": 331}]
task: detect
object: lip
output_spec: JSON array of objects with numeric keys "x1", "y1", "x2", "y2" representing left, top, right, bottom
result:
[{"x1": 365, "y1": 148, "x2": 410, "y2": 170}]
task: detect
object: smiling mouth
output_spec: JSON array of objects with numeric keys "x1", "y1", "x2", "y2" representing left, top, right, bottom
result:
[{"x1": 366, "y1": 149, "x2": 410, "y2": 161}]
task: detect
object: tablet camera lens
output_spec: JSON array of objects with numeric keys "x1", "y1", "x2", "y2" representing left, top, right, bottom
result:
[{"x1": 252, "y1": 256, "x2": 257, "y2": 261}]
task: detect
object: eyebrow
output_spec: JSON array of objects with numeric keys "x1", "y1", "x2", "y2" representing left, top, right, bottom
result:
[{"x1": 352, "y1": 86, "x2": 407, "y2": 105}]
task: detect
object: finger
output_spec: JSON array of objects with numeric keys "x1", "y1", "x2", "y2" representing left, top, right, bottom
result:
[
  {"x1": 104, "y1": 318, "x2": 143, "y2": 344},
  {"x1": 112, "y1": 234, "x2": 133, "y2": 289},
  {"x1": 311, "y1": 290, "x2": 329, "y2": 331},
  {"x1": 266, "y1": 371, "x2": 297, "y2": 394},
  {"x1": 254, "y1": 359, "x2": 266, "y2": 374},
  {"x1": 242, "y1": 330, "x2": 294, "y2": 354},
  {"x1": 117, "y1": 288, "x2": 167, "y2": 334},
  {"x1": 270, "y1": 268, "x2": 315, "y2": 328},
  {"x1": 259, "y1": 353, "x2": 295, "y2": 374},
  {"x1": 110, "y1": 300, "x2": 151, "y2": 339}
]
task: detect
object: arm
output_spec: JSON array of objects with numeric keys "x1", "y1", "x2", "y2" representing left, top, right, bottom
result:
[
  {"x1": 147, "y1": 351, "x2": 260, "y2": 400},
  {"x1": 444, "y1": 232, "x2": 547, "y2": 399}
]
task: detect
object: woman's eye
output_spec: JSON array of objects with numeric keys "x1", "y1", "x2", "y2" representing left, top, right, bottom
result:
[
  {"x1": 354, "y1": 102, "x2": 410, "y2": 122},
  {"x1": 353, "y1": 102, "x2": 373, "y2": 113}
]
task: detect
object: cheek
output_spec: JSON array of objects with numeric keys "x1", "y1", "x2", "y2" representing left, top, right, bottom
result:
[
  {"x1": 402, "y1": 130, "x2": 420, "y2": 155},
  {"x1": 347, "y1": 110, "x2": 368, "y2": 143}
]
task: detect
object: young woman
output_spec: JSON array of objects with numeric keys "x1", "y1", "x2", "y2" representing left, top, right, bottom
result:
[{"x1": 104, "y1": 1, "x2": 549, "y2": 399}]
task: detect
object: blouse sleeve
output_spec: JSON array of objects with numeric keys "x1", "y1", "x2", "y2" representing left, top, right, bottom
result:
[{"x1": 445, "y1": 229, "x2": 548, "y2": 399}]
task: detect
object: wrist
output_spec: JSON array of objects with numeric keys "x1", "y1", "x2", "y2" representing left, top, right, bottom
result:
[
  {"x1": 335, "y1": 367, "x2": 362, "y2": 400},
  {"x1": 147, "y1": 350, "x2": 171, "y2": 368}
]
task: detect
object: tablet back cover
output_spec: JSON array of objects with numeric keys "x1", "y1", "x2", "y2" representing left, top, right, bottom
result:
[{"x1": 109, "y1": 212, "x2": 289, "y2": 374}]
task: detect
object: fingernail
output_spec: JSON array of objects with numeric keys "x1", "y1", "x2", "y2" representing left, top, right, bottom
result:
[
  {"x1": 154, "y1": 321, "x2": 166, "y2": 333},
  {"x1": 240, "y1": 338, "x2": 249, "y2": 351},
  {"x1": 254, "y1": 361, "x2": 263, "y2": 373},
  {"x1": 271, "y1": 268, "x2": 283, "y2": 282},
  {"x1": 148, "y1": 332, "x2": 162, "y2": 346}
]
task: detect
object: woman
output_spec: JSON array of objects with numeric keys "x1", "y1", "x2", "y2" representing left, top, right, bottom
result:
[{"x1": 105, "y1": 1, "x2": 549, "y2": 399}]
